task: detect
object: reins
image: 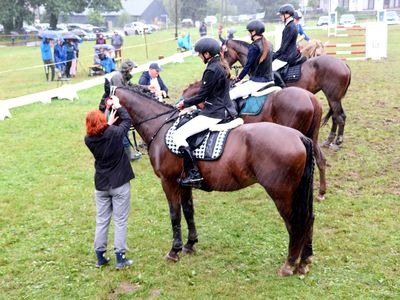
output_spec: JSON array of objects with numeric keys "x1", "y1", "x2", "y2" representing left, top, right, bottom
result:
[{"x1": 132, "y1": 108, "x2": 178, "y2": 150}]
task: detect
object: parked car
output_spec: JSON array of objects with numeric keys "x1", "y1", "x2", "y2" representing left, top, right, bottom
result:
[
  {"x1": 204, "y1": 15, "x2": 217, "y2": 25},
  {"x1": 147, "y1": 24, "x2": 159, "y2": 32},
  {"x1": 181, "y1": 18, "x2": 194, "y2": 27},
  {"x1": 339, "y1": 14, "x2": 356, "y2": 25},
  {"x1": 124, "y1": 22, "x2": 146, "y2": 35},
  {"x1": 0, "y1": 24, "x2": 4, "y2": 33},
  {"x1": 21, "y1": 25, "x2": 39, "y2": 34},
  {"x1": 316, "y1": 16, "x2": 329, "y2": 26},
  {"x1": 385, "y1": 11, "x2": 399, "y2": 24}
]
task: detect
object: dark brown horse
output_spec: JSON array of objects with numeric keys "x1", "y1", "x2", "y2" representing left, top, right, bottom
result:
[
  {"x1": 221, "y1": 37, "x2": 351, "y2": 150},
  {"x1": 115, "y1": 85, "x2": 315, "y2": 276},
  {"x1": 182, "y1": 82, "x2": 327, "y2": 200}
]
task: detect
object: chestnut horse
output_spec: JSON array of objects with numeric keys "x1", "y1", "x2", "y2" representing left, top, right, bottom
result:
[
  {"x1": 182, "y1": 82, "x2": 327, "y2": 200},
  {"x1": 220, "y1": 37, "x2": 351, "y2": 149},
  {"x1": 115, "y1": 85, "x2": 315, "y2": 276}
]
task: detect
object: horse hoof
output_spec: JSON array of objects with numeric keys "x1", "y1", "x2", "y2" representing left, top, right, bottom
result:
[
  {"x1": 317, "y1": 194, "x2": 325, "y2": 202},
  {"x1": 277, "y1": 262, "x2": 295, "y2": 277},
  {"x1": 164, "y1": 251, "x2": 179, "y2": 262},
  {"x1": 329, "y1": 143, "x2": 341, "y2": 151},
  {"x1": 182, "y1": 245, "x2": 196, "y2": 255},
  {"x1": 295, "y1": 263, "x2": 310, "y2": 275}
]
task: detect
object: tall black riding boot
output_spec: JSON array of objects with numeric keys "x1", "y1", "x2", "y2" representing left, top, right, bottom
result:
[
  {"x1": 273, "y1": 71, "x2": 286, "y2": 88},
  {"x1": 178, "y1": 146, "x2": 203, "y2": 188}
]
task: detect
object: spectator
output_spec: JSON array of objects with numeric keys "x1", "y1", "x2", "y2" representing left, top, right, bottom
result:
[
  {"x1": 199, "y1": 22, "x2": 207, "y2": 37},
  {"x1": 40, "y1": 37, "x2": 55, "y2": 82},
  {"x1": 96, "y1": 33, "x2": 106, "y2": 45},
  {"x1": 111, "y1": 31, "x2": 124, "y2": 59},
  {"x1": 138, "y1": 63, "x2": 168, "y2": 101},
  {"x1": 84, "y1": 100, "x2": 135, "y2": 270},
  {"x1": 64, "y1": 39, "x2": 75, "y2": 78},
  {"x1": 177, "y1": 32, "x2": 192, "y2": 51},
  {"x1": 98, "y1": 59, "x2": 141, "y2": 161},
  {"x1": 294, "y1": 10, "x2": 310, "y2": 44},
  {"x1": 54, "y1": 38, "x2": 66, "y2": 79}
]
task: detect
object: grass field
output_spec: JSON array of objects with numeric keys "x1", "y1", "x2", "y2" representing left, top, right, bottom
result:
[{"x1": 0, "y1": 25, "x2": 399, "y2": 299}]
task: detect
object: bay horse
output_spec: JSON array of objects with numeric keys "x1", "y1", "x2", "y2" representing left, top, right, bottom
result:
[
  {"x1": 115, "y1": 85, "x2": 315, "y2": 276},
  {"x1": 220, "y1": 37, "x2": 351, "y2": 149},
  {"x1": 182, "y1": 82, "x2": 327, "y2": 200}
]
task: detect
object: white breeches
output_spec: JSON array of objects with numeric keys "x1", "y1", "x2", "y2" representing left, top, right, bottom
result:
[
  {"x1": 173, "y1": 115, "x2": 222, "y2": 148},
  {"x1": 272, "y1": 59, "x2": 288, "y2": 71},
  {"x1": 229, "y1": 80, "x2": 272, "y2": 100}
]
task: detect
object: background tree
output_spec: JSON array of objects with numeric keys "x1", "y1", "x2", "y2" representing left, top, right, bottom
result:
[
  {"x1": 254, "y1": 0, "x2": 299, "y2": 21},
  {"x1": 180, "y1": 0, "x2": 207, "y2": 23},
  {"x1": 87, "y1": 9, "x2": 105, "y2": 27},
  {"x1": 0, "y1": 0, "x2": 41, "y2": 33}
]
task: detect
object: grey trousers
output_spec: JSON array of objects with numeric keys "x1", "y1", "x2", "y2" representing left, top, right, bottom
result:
[{"x1": 94, "y1": 182, "x2": 131, "y2": 253}]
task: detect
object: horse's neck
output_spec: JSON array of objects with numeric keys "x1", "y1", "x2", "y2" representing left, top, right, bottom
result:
[{"x1": 121, "y1": 91, "x2": 175, "y2": 145}]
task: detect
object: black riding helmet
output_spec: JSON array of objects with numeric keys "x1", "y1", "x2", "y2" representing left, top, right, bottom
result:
[
  {"x1": 194, "y1": 37, "x2": 220, "y2": 57},
  {"x1": 246, "y1": 20, "x2": 265, "y2": 35},
  {"x1": 278, "y1": 3, "x2": 295, "y2": 16}
]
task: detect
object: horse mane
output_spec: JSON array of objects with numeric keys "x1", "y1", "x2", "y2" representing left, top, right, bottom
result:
[
  {"x1": 231, "y1": 39, "x2": 250, "y2": 49},
  {"x1": 120, "y1": 84, "x2": 174, "y2": 109},
  {"x1": 182, "y1": 80, "x2": 201, "y2": 94}
]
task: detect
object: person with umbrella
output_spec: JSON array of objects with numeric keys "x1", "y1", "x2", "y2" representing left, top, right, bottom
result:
[
  {"x1": 54, "y1": 37, "x2": 66, "y2": 79},
  {"x1": 40, "y1": 37, "x2": 55, "y2": 81}
]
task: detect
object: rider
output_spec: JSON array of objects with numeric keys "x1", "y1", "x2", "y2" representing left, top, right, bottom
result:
[
  {"x1": 175, "y1": 37, "x2": 237, "y2": 187},
  {"x1": 294, "y1": 10, "x2": 310, "y2": 45},
  {"x1": 272, "y1": 3, "x2": 299, "y2": 72},
  {"x1": 229, "y1": 19, "x2": 274, "y2": 100}
]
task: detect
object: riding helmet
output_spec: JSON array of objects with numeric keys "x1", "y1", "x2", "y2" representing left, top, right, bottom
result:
[
  {"x1": 194, "y1": 37, "x2": 220, "y2": 56},
  {"x1": 120, "y1": 59, "x2": 138, "y2": 72},
  {"x1": 278, "y1": 4, "x2": 295, "y2": 16},
  {"x1": 294, "y1": 10, "x2": 302, "y2": 20},
  {"x1": 246, "y1": 20, "x2": 265, "y2": 35}
]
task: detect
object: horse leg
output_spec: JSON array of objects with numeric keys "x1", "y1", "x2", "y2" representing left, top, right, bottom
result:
[
  {"x1": 164, "y1": 200, "x2": 183, "y2": 262},
  {"x1": 334, "y1": 111, "x2": 346, "y2": 147},
  {"x1": 277, "y1": 136, "x2": 314, "y2": 277},
  {"x1": 322, "y1": 119, "x2": 337, "y2": 148},
  {"x1": 181, "y1": 188, "x2": 198, "y2": 254},
  {"x1": 295, "y1": 215, "x2": 315, "y2": 275}
]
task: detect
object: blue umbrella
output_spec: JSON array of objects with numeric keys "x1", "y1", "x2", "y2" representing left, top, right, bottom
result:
[
  {"x1": 62, "y1": 32, "x2": 83, "y2": 42},
  {"x1": 93, "y1": 44, "x2": 114, "y2": 51},
  {"x1": 38, "y1": 30, "x2": 60, "y2": 40}
]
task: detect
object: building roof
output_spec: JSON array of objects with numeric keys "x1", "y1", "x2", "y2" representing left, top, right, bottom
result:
[{"x1": 121, "y1": 0, "x2": 154, "y2": 16}]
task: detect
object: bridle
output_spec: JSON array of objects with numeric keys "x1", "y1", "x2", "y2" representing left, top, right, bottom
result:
[{"x1": 132, "y1": 108, "x2": 178, "y2": 150}]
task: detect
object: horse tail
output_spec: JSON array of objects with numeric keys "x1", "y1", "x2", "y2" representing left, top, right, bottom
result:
[
  {"x1": 291, "y1": 136, "x2": 314, "y2": 243},
  {"x1": 321, "y1": 108, "x2": 332, "y2": 127},
  {"x1": 306, "y1": 94, "x2": 322, "y2": 140}
]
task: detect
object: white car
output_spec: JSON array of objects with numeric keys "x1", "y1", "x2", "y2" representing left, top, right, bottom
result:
[
  {"x1": 385, "y1": 11, "x2": 399, "y2": 25},
  {"x1": 316, "y1": 16, "x2": 329, "y2": 26},
  {"x1": 124, "y1": 22, "x2": 146, "y2": 35},
  {"x1": 339, "y1": 14, "x2": 356, "y2": 25},
  {"x1": 204, "y1": 16, "x2": 217, "y2": 25}
]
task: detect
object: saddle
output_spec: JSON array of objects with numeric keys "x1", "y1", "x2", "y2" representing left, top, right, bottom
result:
[
  {"x1": 165, "y1": 112, "x2": 243, "y2": 161},
  {"x1": 234, "y1": 83, "x2": 281, "y2": 116},
  {"x1": 277, "y1": 54, "x2": 307, "y2": 82}
]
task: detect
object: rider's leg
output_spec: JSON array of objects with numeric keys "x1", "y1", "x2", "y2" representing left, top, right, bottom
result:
[{"x1": 173, "y1": 115, "x2": 222, "y2": 187}]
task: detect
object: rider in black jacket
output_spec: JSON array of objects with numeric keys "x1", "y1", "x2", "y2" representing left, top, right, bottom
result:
[
  {"x1": 272, "y1": 3, "x2": 299, "y2": 71},
  {"x1": 174, "y1": 37, "x2": 237, "y2": 187}
]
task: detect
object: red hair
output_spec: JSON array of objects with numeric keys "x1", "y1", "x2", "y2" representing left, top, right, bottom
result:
[{"x1": 85, "y1": 110, "x2": 108, "y2": 136}]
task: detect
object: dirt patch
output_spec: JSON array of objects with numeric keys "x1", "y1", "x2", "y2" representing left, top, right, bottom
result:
[{"x1": 109, "y1": 281, "x2": 140, "y2": 299}]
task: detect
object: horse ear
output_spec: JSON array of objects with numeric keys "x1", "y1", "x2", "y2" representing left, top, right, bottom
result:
[{"x1": 219, "y1": 35, "x2": 226, "y2": 43}]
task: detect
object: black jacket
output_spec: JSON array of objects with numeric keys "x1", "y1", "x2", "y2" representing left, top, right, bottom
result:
[
  {"x1": 273, "y1": 19, "x2": 298, "y2": 64},
  {"x1": 138, "y1": 71, "x2": 169, "y2": 94},
  {"x1": 239, "y1": 38, "x2": 273, "y2": 82},
  {"x1": 183, "y1": 56, "x2": 237, "y2": 120},
  {"x1": 85, "y1": 107, "x2": 134, "y2": 191}
]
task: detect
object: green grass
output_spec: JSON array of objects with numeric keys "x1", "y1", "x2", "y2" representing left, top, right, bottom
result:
[{"x1": 0, "y1": 26, "x2": 400, "y2": 299}]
